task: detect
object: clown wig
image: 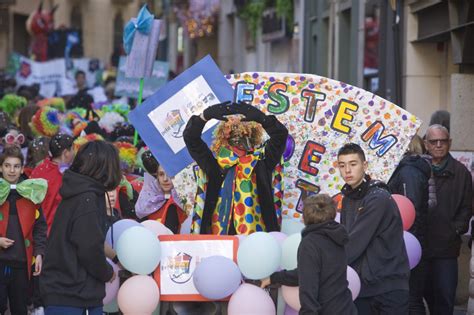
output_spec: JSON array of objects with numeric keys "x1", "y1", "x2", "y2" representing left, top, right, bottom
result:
[
  {"x1": 114, "y1": 141, "x2": 138, "y2": 171},
  {"x1": 30, "y1": 106, "x2": 60, "y2": 137},
  {"x1": 37, "y1": 97, "x2": 66, "y2": 112},
  {"x1": 210, "y1": 116, "x2": 264, "y2": 154},
  {"x1": 0, "y1": 94, "x2": 27, "y2": 118},
  {"x1": 73, "y1": 133, "x2": 104, "y2": 153}
]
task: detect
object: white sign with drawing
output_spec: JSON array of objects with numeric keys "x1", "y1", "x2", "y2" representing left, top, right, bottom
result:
[
  {"x1": 159, "y1": 238, "x2": 235, "y2": 298},
  {"x1": 147, "y1": 75, "x2": 220, "y2": 153}
]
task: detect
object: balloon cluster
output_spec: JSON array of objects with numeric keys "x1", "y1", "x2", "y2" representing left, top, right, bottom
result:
[
  {"x1": 103, "y1": 219, "x2": 186, "y2": 314},
  {"x1": 392, "y1": 194, "x2": 422, "y2": 269},
  {"x1": 103, "y1": 215, "x2": 366, "y2": 314},
  {"x1": 231, "y1": 229, "x2": 361, "y2": 313}
]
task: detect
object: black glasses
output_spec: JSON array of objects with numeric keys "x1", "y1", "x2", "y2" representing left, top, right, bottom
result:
[{"x1": 427, "y1": 138, "x2": 449, "y2": 146}]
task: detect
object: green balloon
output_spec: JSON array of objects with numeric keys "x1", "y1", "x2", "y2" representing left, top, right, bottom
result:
[{"x1": 281, "y1": 233, "x2": 302, "y2": 270}]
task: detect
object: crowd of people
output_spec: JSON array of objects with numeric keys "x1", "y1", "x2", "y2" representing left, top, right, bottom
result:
[{"x1": 0, "y1": 68, "x2": 471, "y2": 315}]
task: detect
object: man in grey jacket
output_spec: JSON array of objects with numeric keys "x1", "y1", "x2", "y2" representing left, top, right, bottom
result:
[{"x1": 423, "y1": 124, "x2": 472, "y2": 315}]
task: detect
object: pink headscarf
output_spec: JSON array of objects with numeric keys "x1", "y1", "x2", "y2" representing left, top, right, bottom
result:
[{"x1": 135, "y1": 172, "x2": 182, "y2": 219}]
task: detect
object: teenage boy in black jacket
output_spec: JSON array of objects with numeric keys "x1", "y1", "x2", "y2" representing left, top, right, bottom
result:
[
  {"x1": 337, "y1": 143, "x2": 410, "y2": 314},
  {"x1": 261, "y1": 194, "x2": 356, "y2": 315}
]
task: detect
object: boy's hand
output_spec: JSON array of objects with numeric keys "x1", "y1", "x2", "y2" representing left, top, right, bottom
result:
[
  {"x1": 0, "y1": 237, "x2": 14, "y2": 249},
  {"x1": 109, "y1": 271, "x2": 117, "y2": 283},
  {"x1": 33, "y1": 255, "x2": 43, "y2": 276},
  {"x1": 260, "y1": 277, "x2": 271, "y2": 288}
]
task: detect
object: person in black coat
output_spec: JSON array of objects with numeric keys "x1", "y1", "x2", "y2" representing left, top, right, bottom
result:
[
  {"x1": 388, "y1": 135, "x2": 430, "y2": 315},
  {"x1": 337, "y1": 143, "x2": 410, "y2": 314},
  {"x1": 422, "y1": 124, "x2": 472, "y2": 315},
  {"x1": 183, "y1": 101, "x2": 288, "y2": 235},
  {"x1": 261, "y1": 194, "x2": 357, "y2": 315},
  {"x1": 40, "y1": 141, "x2": 122, "y2": 315}
]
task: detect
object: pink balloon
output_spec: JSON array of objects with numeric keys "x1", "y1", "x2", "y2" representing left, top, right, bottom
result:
[
  {"x1": 392, "y1": 194, "x2": 415, "y2": 230},
  {"x1": 347, "y1": 266, "x2": 361, "y2": 300},
  {"x1": 117, "y1": 275, "x2": 160, "y2": 315},
  {"x1": 228, "y1": 284, "x2": 275, "y2": 315},
  {"x1": 141, "y1": 220, "x2": 173, "y2": 236},
  {"x1": 103, "y1": 259, "x2": 120, "y2": 305},
  {"x1": 281, "y1": 285, "x2": 300, "y2": 311},
  {"x1": 403, "y1": 231, "x2": 422, "y2": 269}
]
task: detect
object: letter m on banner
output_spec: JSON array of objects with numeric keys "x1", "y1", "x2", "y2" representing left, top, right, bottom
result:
[{"x1": 361, "y1": 121, "x2": 398, "y2": 157}]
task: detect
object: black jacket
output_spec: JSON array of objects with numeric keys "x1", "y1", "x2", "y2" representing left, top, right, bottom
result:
[
  {"x1": 341, "y1": 177, "x2": 409, "y2": 298},
  {"x1": 388, "y1": 155, "x2": 430, "y2": 243},
  {"x1": 40, "y1": 170, "x2": 113, "y2": 307},
  {"x1": 183, "y1": 115, "x2": 288, "y2": 234},
  {"x1": 271, "y1": 221, "x2": 356, "y2": 315},
  {"x1": 425, "y1": 154, "x2": 472, "y2": 258}
]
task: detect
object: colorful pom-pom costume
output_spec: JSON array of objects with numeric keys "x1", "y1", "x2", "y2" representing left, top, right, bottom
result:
[{"x1": 30, "y1": 106, "x2": 60, "y2": 137}]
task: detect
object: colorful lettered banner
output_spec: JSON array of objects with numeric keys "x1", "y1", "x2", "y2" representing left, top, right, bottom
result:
[{"x1": 172, "y1": 72, "x2": 422, "y2": 221}]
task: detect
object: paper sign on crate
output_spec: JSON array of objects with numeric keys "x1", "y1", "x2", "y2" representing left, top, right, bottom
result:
[{"x1": 154, "y1": 235, "x2": 238, "y2": 301}]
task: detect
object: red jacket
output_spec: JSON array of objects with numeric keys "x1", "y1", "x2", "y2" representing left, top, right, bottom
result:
[
  {"x1": 0, "y1": 199, "x2": 38, "y2": 278},
  {"x1": 148, "y1": 197, "x2": 187, "y2": 232},
  {"x1": 30, "y1": 159, "x2": 63, "y2": 234}
]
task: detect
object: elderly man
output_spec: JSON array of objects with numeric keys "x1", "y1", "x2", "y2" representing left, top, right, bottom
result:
[{"x1": 423, "y1": 124, "x2": 472, "y2": 315}]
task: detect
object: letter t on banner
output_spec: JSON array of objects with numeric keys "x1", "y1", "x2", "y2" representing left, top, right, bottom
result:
[{"x1": 123, "y1": 5, "x2": 161, "y2": 144}]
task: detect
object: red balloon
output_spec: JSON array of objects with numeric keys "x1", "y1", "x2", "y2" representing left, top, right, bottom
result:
[{"x1": 392, "y1": 194, "x2": 416, "y2": 231}]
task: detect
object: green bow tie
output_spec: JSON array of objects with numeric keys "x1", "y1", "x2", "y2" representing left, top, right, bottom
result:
[
  {"x1": 120, "y1": 176, "x2": 134, "y2": 201},
  {"x1": 0, "y1": 178, "x2": 48, "y2": 205}
]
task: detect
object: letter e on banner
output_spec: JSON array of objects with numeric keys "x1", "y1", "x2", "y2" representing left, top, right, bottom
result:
[
  {"x1": 298, "y1": 141, "x2": 326, "y2": 176},
  {"x1": 330, "y1": 99, "x2": 359, "y2": 134},
  {"x1": 235, "y1": 82, "x2": 256, "y2": 103}
]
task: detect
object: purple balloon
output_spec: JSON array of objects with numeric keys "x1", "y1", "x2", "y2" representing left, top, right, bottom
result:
[
  {"x1": 347, "y1": 266, "x2": 361, "y2": 300},
  {"x1": 284, "y1": 305, "x2": 299, "y2": 315},
  {"x1": 104, "y1": 259, "x2": 120, "y2": 304},
  {"x1": 106, "y1": 219, "x2": 142, "y2": 249},
  {"x1": 180, "y1": 215, "x2": 192, "y2": 234},
  {"x1": 269, "y1": 231, "x2": 288, "y2": 245},
  {"x1": 193, "y1": 255, "x2": 242, "y2": 300},
  {"x1": 283, "y1": 135, "x2": 295, "y2": 162},
  {"x1": 403, "y1": 231, "x2": 422, "y2": 269}
]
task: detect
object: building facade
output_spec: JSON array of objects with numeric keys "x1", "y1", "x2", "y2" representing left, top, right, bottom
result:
[{"x1": 0, "y1": 0, "x2": 145, "y2": 68}]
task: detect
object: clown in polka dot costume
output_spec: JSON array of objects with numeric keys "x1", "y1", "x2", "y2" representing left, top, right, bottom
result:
[{"x1": 183, "y1": 101, "x2": 288, "y2": 235}]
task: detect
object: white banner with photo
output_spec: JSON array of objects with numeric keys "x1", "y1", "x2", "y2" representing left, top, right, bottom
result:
[{"x1": 157, "y1": 235, "x2": 236, "y2": 300}]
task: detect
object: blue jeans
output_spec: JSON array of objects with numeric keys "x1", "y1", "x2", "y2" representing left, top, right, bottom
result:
[
  {"x1": 45, "y1": 306, "x2": 102, "y2": 315},
  {"x1": 424, "y1": 258, "x2": 458, "y2": 315}
]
